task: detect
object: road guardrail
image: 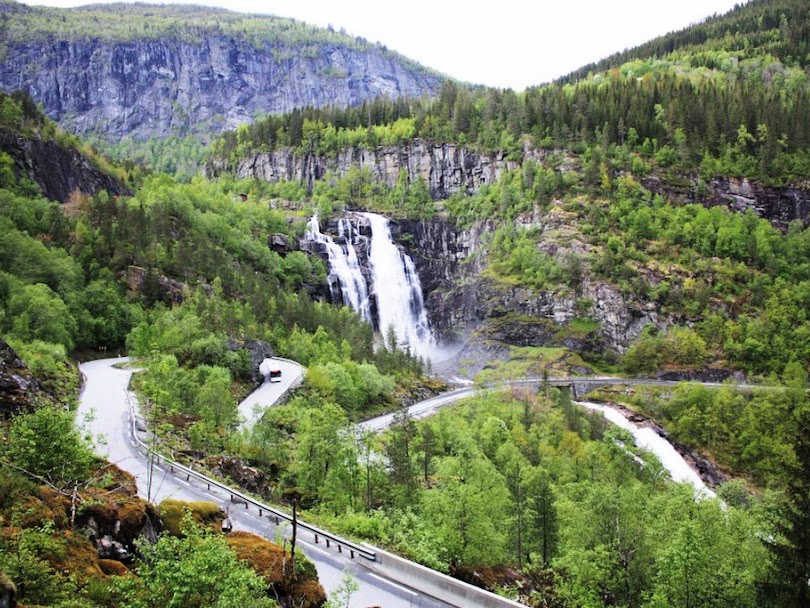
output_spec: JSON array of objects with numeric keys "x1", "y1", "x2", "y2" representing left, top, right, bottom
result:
[{"x1": 124, "y1": 388, "x2": 377, "y2": 562}]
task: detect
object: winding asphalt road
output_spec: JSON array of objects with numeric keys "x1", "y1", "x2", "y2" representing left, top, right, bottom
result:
[
  {"x1": 78, "y1": 357, "x2": 450, "y2": 608},
  {"x1": 79, "y1": 358, "x2": 756, "y2": 606},
  {"x1": 238, "y1": 357, "x2": 303, "y2": 429}
]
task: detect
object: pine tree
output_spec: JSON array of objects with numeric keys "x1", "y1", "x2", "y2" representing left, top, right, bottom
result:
[{"x1": 772, "y1": 362, "x2": 810, "y2": 606}]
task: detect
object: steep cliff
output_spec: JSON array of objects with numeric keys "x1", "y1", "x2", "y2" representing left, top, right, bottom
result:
[
  {"x1": 219, "y1": 141, "x2": 810, "y2": 225},
  {"x1": 0, "y1": 3, "x2": 443, "y2": 141},
  {"x1": 393, "y1": 215, "x2": 659, "y2": 357},
  {"x1": 0, "y1": 127, "x2": 129, "y2": 203},
  {"x1": 210, "y1": 140, "x2": 545, "y2": 200},
  {"x1": 642, "y1": 175, "x2": 810, "y2": 230}
]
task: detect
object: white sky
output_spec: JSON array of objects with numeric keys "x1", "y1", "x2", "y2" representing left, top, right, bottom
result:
[{"x1": 22, "y1": 0, "x2": 745, "y2": 90}]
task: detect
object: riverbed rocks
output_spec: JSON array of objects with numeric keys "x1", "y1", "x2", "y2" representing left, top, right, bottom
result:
[{"x1": 596, "y1": 400, "x2": 728, "y2": 489}]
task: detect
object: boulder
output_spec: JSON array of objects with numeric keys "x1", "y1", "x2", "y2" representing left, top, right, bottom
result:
[
  {"x1": 0, "y1": 572, "x2": 15, "y2": 608},
  {"x1": 268, "y1": 233, "x2": 296, "y2": 256},
  {"x1": 0, "y1": 338, "x2": 42, "y2": 417},
  {"x1": 203, "y1": 455, "x2": 274, "y2": 498},
  {"x1": 226, "y1": 339, "x2": 275, "y2": 384}
]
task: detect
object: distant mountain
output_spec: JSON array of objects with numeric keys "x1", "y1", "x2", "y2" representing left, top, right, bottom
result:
[{"x1": 0, "y1": 1, "x2": 445, "y2": 141}]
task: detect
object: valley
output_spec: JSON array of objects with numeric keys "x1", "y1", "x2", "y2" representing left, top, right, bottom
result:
[{"x1": 1, "y1": 0, "x2": 810, "y2": 607}]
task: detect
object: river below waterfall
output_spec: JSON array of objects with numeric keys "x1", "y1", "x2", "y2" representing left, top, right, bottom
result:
[{"x1": 576, "y1": 400, "x2": 715, "y2": 497}]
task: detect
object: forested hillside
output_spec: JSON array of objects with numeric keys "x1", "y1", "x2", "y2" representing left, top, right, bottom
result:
[
  {"x1": 0, "y1": 94, "x2": 429, "y2": 607},
  {"x1": 202, "y1": 1, "x2": 810, "y2": 603},
  {"x1": 2, "y1": 0, "x2": 810, "y2": 606},
  {"x1": 0, "y1": 0, "x2": 444, "y2": 174}
]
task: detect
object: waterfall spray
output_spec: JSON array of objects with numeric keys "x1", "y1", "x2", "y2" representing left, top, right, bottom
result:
[{"x1": 362, "y1": 212, "x2": 436, "y2": 358}]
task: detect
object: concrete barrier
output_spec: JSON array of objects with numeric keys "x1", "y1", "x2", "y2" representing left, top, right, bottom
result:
[{"x1": 360, "y1": 544, "x2": 527, "y2": 608}]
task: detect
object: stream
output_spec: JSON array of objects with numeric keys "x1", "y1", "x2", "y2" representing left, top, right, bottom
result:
[{"x1": 576, "y1": 400, "x2": 715, "y2": 497}]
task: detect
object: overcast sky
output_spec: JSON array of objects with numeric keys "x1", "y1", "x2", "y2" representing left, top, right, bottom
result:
[{"x1": 22, "y1": 0, "x2": 745, "y2": 90}]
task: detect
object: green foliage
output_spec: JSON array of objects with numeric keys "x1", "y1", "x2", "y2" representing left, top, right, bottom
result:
[
  {"x1": 623, "y1": 325, "x2": 707, "y2": 374},
  {"x1": 5, "y1": 339, "x2": 78, "y2": 405},
  {"x1": 621, "y1": 383, "x2": 799, "y2": 487},
  {"x1": 157, "y1": 500, "x2": 224, "y2": 537},
  {"x1": 290, "y1": 387, "x2": 770, "y2": 604},
  {"x1": 487, "y1": 225, "x2": 563, "y2": 290},
  {"x1": 771, "y1": 367, "x2": 810, "y2": 605},
  {"x1": 114, "y1": 515, "x2": 275, "y2": 608},
  {"x1": 212, "y1": 20, "x2": 810, "y2": 184},
  {"x1": 305, "y1": 360, "x2": 394, "y2": 414},
  {"x1": 558, "y1": 0, "x2": 810, "y2": 85},
  {"x1": 0, "y1": 91, "x2": 47, "y2": 132},
  {"x1": 4, "y1": 406, "x2": 97, "y2": 487},
  {"x1": 0, "y1": 524, "x2": 79, "y2": 607}
]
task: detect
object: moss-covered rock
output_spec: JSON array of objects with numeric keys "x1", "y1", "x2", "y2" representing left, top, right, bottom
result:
[
  {"x1": 157, "y1": 499, "x2": 224, "y2": 536},
  {"x1": 225, "y1": 531, "x2": 325, "y2": 608},
  {"x1": 97, "y1": 559, "x2": 129, "y2": 577},
  {"x1": 47, "y1": 530, "x2": 105, "y2": 582}
]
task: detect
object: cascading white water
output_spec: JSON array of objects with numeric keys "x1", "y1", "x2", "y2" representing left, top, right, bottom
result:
[
  {"x1": 362, "y1": 212, "x2": 436, "y2": 358},
  {"x1": 576, "y1": 401, "x2": 715, "y2": 498},
  {"x1": 305, "y1": 215, "x2": 371, "y2": 322}
]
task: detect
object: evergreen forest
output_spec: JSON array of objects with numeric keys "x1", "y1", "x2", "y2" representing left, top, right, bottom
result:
[{"x1": 1, "y1": 1, "x2": 810, "y2": 607}]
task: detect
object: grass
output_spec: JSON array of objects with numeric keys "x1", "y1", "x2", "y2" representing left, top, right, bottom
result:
[
  {"x1": 475, "y1": 346, "x2": 589, "y2": 383},
  {"x1": 568, "y1": 317, "x2": 601, "y2": 334}
]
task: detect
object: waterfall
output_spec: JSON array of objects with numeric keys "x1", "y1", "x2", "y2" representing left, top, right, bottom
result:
[
  {"x1": 304, "y1": 215, "x2": 371, "y2": 322},
  {"x1": 362, "y1": 212, "x2": 436, "y2": 358}
]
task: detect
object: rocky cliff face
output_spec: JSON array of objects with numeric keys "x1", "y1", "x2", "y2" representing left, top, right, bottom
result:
[
  {"x1": 221, "y1": 142, "x2": 810, "y2": 226},
  {"x1": 642, "y1": 174, "x2": 810, "y2": 228},
  {"x1": 0, "y1": 337, "x2": 44, "y2": 417},
  {"x1": 0, "y1": 128, "x2": 129, "y2": 203},
  {"x1": 0, "y1": 37, "x2": 441, "y2": 141},
  {"x1": 209, "y1": 140, "x2": 544, "y2": 200},
  {"x1": 391, "y1": 217, "x2": 661, "y2": 354},
  {"x1": 304, "y1": 213, "x2": 661, "y2": 362}
]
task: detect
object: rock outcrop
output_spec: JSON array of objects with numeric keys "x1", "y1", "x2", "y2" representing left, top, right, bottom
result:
[
  {"x1": 0, "y1": 572, "x2": 15, "y2": 608},
  {"x1": 211, "y1": 140, "x2": 543, "y2": 200},
  {"x1": 221, "y1": 142, "x2": 810, "y2": 227},
  {"x1": 0, "y1": 128, "x2": 129, "y2": 203},
  {"x1": 642, "y1": 174, "x2": 810, "y2": 229},
  {"x1": 226, "y1": 338, "x2": 275, "y2": 384},
  {"x1": 389, "y1": 216, "x2": 658, "y2": 354},
  {"x1": 0, "y1": 7, "x2": 441, "y2": 141},
  {"x1": 0, "y1": 338, "x2": 43, "y2": 417}
]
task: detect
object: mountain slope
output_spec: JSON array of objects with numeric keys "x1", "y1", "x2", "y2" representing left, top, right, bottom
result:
[
  {"x1": 0, "y1": 2, "x2": 444, "y2": 141},
  {"x1": 207, "y1": 0, "x2": 810, "y2": 380},
  {"x1": 556, "y1": 0, "x2": 809, "y2": 84}
]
